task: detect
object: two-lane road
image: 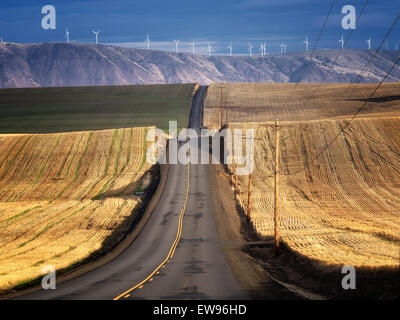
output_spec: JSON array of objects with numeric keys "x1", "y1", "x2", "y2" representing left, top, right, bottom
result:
[{"x1": 19, "y1": 86, "x2": 249, "y2": 300}]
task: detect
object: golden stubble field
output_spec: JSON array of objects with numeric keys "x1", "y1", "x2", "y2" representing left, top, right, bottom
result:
[
  {"x1": 204, "y1": 82, "x2": 400, "y2": 127},
  {"x1": 205, "y1": 83, "x2": 400, "y2": 269},
  {"x1": 0, "y1": 127, "x2": 152, "y2": 290}
]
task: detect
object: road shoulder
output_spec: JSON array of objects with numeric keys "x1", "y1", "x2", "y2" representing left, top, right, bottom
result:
[{"x1": 209, "y1": 164, "x2": 306, "y2": 300}]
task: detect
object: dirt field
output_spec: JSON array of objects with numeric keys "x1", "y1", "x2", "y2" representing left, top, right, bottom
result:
[
  {"x1": 205, "y1": 83, "x2": 400, "y2": 270},
  {"x1": 0, "y1": 127, "x2": 152, "y2": 290}
]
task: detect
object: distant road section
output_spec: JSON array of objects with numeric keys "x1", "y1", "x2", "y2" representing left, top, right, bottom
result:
[{"x1": 188, "y1": 86, "x2": 207, "y2": 129}]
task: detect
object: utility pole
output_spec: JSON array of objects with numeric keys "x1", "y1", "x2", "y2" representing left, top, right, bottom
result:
[
  {"x1": 247, "y1": 173, "x2": 252, "y2": 219},
  {"x1": 225, "y1": 102, "x2": 229, "y2": 125},
  {"x1": 220, "y1": 87, "x2": 223, "y2": 128},
  {"x1": 217, "y1": 86, "x2": 226, "y2": 128},
  {"x1": 273, "y1": 119, "x2": 280, "y2": 256},
  {"x1": 232, "y1": 164, "x2": 238, "y2": 195},
  {"x1": 267, "y1": 119, "x2": 294, "y2": 256},
  {"x1": 234, "y1": 173, "x2": 238, "y2": 195}
]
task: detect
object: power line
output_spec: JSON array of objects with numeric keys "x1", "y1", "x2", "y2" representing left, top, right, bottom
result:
[
  {"x1": 309, "y1": 0, "x2": 369, "y2": 97},
  {"x1": 291, "y1": 0, "x2": 337, "y2": 93},
  {"x1": 344, "y1": 124, "x2": 400, "y2": 160},
  {"x1": 341, "y1": 130, "x2": 400, "y2": 175},
  {"x1": 263, "y1": 13, "x2": 400, "y2": 178},
  {"x1": 341, "y1": 14, "x2": 400, "y2": 96},
  {"x1": 236, "y1": 14, "x2": 400, "y2": 179},
  {"x1": 290, "y1": 13, "x2": 400, "y2": 171},
  {"x1": 282, "y1": 54, "x2": 400, "y2": 177}
]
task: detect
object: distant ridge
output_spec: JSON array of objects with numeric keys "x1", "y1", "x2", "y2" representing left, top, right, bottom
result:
[{"x1": 0, "y1": 42, "x2": 399, "y2": 88}]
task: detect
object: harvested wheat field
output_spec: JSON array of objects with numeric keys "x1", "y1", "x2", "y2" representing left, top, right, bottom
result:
[
  {"x1": 204, "y1": 82, "x2": 400, "y2": 127},
  {"x1": 228, "y1": 118, "x2": 400, "y2": 269},
  {"x1": 208, "y1": 83, "x2": 400, "y2": 269},
  {"x1": 0, "y1": 127, "x2": 152, "y2": 290}
]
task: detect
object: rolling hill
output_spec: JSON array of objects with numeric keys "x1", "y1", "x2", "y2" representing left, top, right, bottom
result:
[{"x1": 1, "y1": 42, "x2": 399, "y2": 88}]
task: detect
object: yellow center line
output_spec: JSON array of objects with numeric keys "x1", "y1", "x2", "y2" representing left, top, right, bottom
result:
[{"x1": 113, "y1": 163, "x2": 191, "y2": 300}]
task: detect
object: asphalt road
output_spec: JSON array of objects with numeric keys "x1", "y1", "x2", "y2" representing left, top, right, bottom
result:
[{"x1": 19, "y1": 86, "x2": 249, "y2": 300}]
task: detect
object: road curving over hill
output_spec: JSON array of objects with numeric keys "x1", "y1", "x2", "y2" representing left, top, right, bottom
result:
[{"x1": 17, "y1": 86, "x2": 250, "y2": 300}]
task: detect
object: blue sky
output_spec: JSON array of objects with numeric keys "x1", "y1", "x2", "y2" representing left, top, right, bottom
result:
[{"x1": 0, "y1": 0, "x2": 399, "y2": 54}]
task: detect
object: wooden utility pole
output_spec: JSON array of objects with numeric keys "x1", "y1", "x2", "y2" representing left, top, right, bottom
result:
[
  {"x1": 225, "y1": 103, "x2": 229, "y2": 126},
  {"x1": 217, "y1": 86, "x2": 226, "y2": 128},
  {"x1": 220, "y1": 87, "x2": 223, "y2": 127},
  {"x1": 267, "y1": 119, "x2": 294, "y2": 256},
  {"x1": 234, "y1": 174, "x2": 238, "y2": 195},
  {"x1": 247, "y1": 173, "x2": 252, "y2": 219},
  {"x1": 232, "y1": 164, "x2": 238, "y2": 195},
  {"x1": 215, "y1": 105, "x2": 219, "y2": 128},
  {"x1": 273, "y1": 119, "x2": 280, "y2": 256}
]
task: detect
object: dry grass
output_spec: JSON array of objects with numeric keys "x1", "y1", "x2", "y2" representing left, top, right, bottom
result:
[
  {"x1": 229, "y1": 118, "x2": 400, "y2": 269},
  {"x1": 0, "y1": 127, "x2": 152, "y2": 290},
  {"x1": 212, "y1": 82, "x2": 400, "y2": 269},
  {"x1": 204, "y1": 82, "x2": 400, "y2": 127}
]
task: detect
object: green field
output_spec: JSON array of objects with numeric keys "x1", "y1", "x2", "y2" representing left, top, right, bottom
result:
[{"x1": 0, "y1": 84, "x2": 196, "y2": 133}]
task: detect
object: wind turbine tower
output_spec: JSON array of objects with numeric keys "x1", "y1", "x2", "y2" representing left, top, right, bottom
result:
[
  {"x1": 65, "y1": 28, "x2": 70, "y2": 43},
  {"x1": 303, "y1": 36, "x2": 309, "y2": 51},
  {"x1": 248, "y1": 43, "x2": 254, "y2": 56},
  {"x1": 339, "y1": 35, "x2": 344, "y2": 49},
  {"x1": 259, "y1": 42, "x2": 266, "y2": 56},
  {"x1": 192, "y1": 40, "x2": 195, "y2": 54},
  {"x1": 207, "y1": 42, "x2": 212, "y2": 56},
  {"x1": 228, "y1": 41, "x2": 233, "y2": 56},
  {"x1": 145, "y1": 34, "x2": 151, "y2": 50},
  {"x1": 367, "y1": 38, "x2": 372, "y2": 50},
  {"x1": 174, "y1": 40, "x2": 180, "y2": 53},
  {"x1": 93, "y1": 31, "x2": 100, "y2": 44},
  {"x1": 280, "y1": 43, "x2": 287, "y2": 54}
]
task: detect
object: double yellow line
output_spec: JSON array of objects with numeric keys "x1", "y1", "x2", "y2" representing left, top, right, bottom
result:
[{"x1": 113, "y1": 163, "x2": 190, "y2": 300}]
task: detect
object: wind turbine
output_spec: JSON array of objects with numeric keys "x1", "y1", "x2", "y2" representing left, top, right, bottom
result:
[
  {"x1": 339, "y1": 35, "x2": 345, "y2": 49},
  {"x1": 93, "y1": 31, "x2": 100, "y2": 44},
  {"x1": 173, "y1": 40, "x2": 180, "y2": 53},
  {"x1": 259, "y1": 42, "x2": 266, "y2": 56},
  {"x1": 303, "y1": 36, "x2": 309, "y2": 51},
  {"x1": 65, "y1": 27, "x2": 70, "y2": 43},
  {"x1": 280, "y1": 43, "x2": 287, "y2": 54},
  {"x1": 366, "y1": 38, "x2": 372, "y2": 50},
  {"x1": 145, "y1": 34, "x2": 151, "y2": 50},
  {"x1": 192, "y1": 40, "x2": 195, "y2": 54},
  {"x1": 207, "y1": 42, "x2": 212, "y2": 56},
  {"x1": 228, "y1": 41, "x2": 233, "y2": 56},
  {"x1": 248, "y1": 43, "x2": 254, "y2": 56}
]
